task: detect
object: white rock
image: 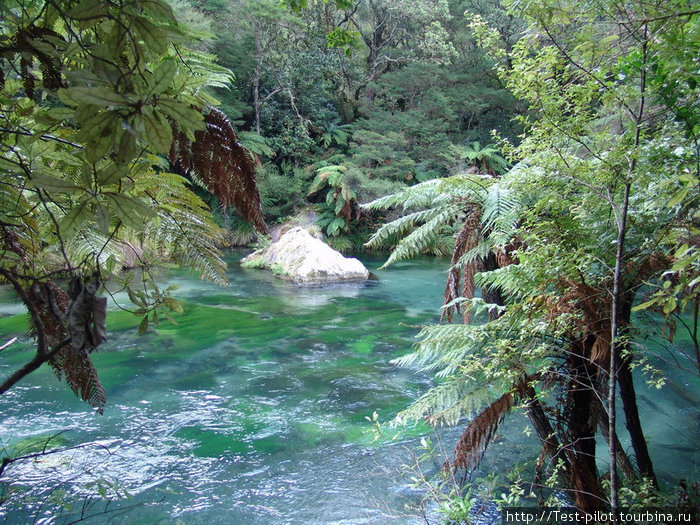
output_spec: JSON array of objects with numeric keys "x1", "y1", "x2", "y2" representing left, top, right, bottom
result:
[{"x1": 241, "y1": 227, "x2": 370, "y2": 284}]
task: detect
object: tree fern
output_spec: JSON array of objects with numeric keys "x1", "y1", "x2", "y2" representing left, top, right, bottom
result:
[
  {"x1": 395, "y1": 378, "x2": 493, "y2": 427},
  {"x1": 362, "y1": 178, "x2": 444, "y2": 211},
  {"x1": 238, "y1": 131, "x2": 275, "y2": 158},
  {"x1": 138, "y1": 170, "x2": 229, "y2": 285},
  {"x1": 452, "y1": 391, "x2": 515, "y2": 471},
  {"x1": 307, "y1": 165, "x2": 359, "y2": 237},
  {"x1": 480, "y1": 183, "x2": 519, "y2": 245},
  {"x1": 63, "y1": 231, "x2": 126, "y2": 269},
  {"x1": 367, "y1": 205, "x2": 462, "y2": 263},
  {"x1": 367, "y1": 171, "x2": 529, "y2": 430},
  {"x1": 393, "y1": 323, "x2": 501, "y2": 378},
  {"x1": 367, "y1": 174, "x2": 522, "y2": 323}
]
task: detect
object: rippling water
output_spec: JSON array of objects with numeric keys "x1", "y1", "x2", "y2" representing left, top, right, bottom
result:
[
  {"x1": 0, "y1": 252, "x2": 697, "y2": 524},
  {"x1": 0, "y1": 253, "x2": 454, "y2": 524}
]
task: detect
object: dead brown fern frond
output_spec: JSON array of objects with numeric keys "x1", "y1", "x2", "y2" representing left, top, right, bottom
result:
[
  {"x1": 452, "y1": 391, "x2": 515, "y2": 471},
  {"x1": 442, "y1": 209, "x2": 481, "y2": 323},
  {"x1": 173, "y1": 107, "x2": 267, "y2": 234},
  {"x1": 14, "y1": 25, "x2": 65, "y2": 94},
  {"x1": 2, "y1": 224, "x2": 107, "y2": 413}
]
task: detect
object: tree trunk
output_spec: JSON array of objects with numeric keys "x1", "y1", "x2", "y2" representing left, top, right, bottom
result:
[
  {"x1": 481, "y1": 252, "x2": 504, "y2": 319},
  {"x1": 567, "y1": 337, "x2": 605, "y2": 511},
  {"x1": 595, "y1": 396, "x2": 637, "y2": 480},
  {"x1": 523, "y1": 387, "x2": 569, "y2": 471},
  {"x1": 253, "y1": 25, "x2": 263, "y2": 135},
  {"x1": 618, "y1": 359, "x2": 657, "y2": 485},
  {"x1": 618, "y1": 299, "x2": 658, "y2": 487},
  {"x1": 613, "y1": 21, "x2": 657, "y2": 490}
]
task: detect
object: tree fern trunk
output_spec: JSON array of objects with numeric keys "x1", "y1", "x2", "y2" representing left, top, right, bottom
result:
[
  {"x1": 618, "y1": 298, "x2": 658, "y2": 487},
  {"x1": 522, "y1": 386, "x2": 569, "y2": 471},
  {"x1": 481, "y1": 252, "x2": 504, "y2": 320},
  {"x1": 567, "y1": 337, "x2": 605, "y2": 511},
  {"x1": 618, "y1": 359, "x2": 657, "y2": 486},
  {"x1": 595, "y1": 397, "x2": 637, "y2": 480}
]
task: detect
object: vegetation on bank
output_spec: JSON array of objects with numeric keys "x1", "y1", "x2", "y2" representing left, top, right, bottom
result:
[{"x1": 0, "y1": 0, "x2": 697, "y2": 522}]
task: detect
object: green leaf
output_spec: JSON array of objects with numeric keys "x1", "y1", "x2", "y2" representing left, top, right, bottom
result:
[
  {"x1": 116, "y1": 131, "x2": 137, "y2": 164},
  {"x1": 137, "y1": 314, "x2": 149, "y2": 335},
  {"x1": 662, "y1": 297, "x2": 677, "y2": 315},
  {"x1": 75, "y1": 110, "x2": 118, "y2": 145},
  {"x1": 149, "y1": 60, "x2": 177, "y2": 96},
  {"x1": 97, "y1": 164, "x2": 128, "y2": 185},
  {"x1": 668, "y1": 187, "x2": 689, "y2": 208},
  {"x1": 105, "y1": 255, "x2": 116, "y2": 274},
  {"x1": 45, "y1": 107, "x2": 75, "y2": 121},
  {"x1": 105, "y1": 193, "x2": 155, "y2": 230},
  {"x1": 140, "y1": 0, "x2": 176, "y2": 21},
  {"x1": 163, "y1": 297, "x2": 183, "y2": 313},
  {"x1": 141, "y1": 108, "x2": 173, "y2": 153},
  {"x1": 60, "y1": 87, "x2": 129, "y2": 107},
  {"x1": 158, "y1": 99, "x2": 205, "y2": 132},
  {"x1": 69, "y1": 0, "x2": 107, "y2": 19},
  {"x1": 126, "y1": 287, "x2": 145, "y2": 307},
  {"x1": 29, "y1": 173, "x2": 82, "y2": 192},
  {"x1": 326, "y1": 217, "x2": 346, "y2": 236},
  {"x1": 631, "y1": 298, "x2": 658, "y2": 312},
  {"x1": 0, "y1": 156, "x2": 22, "y2": 173},
  {"x1": 132, "y1": 16, "x2": 167, "y2": 55},
  {"x1": 95, "y1": 203, "x2": 110, "y2": 234},
  {"x1": 59, "y1": 200, "x2": 92, "y2": 239}
]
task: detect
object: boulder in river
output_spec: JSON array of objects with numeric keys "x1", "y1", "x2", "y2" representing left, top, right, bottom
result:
[{"x1": 240, "y1": 227, "x2": 370, "y2": 284}]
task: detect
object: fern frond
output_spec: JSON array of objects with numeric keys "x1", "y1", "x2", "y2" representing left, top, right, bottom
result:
[
  {"x1": 392, "y1": 323, "x2": 488, "y2": 375},
  {"x1": 183, "y1": 107, "x2": 267, "y2": 233},
  {"x1": 380, "y1": 206, "x2": 461, "y2": 268},
  {"x1": 238, "y1": 131, "x2": 274, "y2": 157},
  {"x1": 395, "y1": 379, "x2": 493, "y2": 427},
  {"x1": 50, "y1": 343, "x2": 106, "y2": 413},
  {"x1": 481, "y1": 183, "x2": 520, "y2": 245},
  {"x1": 436, "y1": 174, "x2": 492, "y2": 201},
  {"x1": 475, "y1": 264, "x2": 533, "y2": 302},
  {"x1": 457, "y1": 242, "x2": 493, "y2": 268},
  {"x1": 365, "y1": 205, "x2": 459, "y2": 249},
  {"x1": 149, "y1": 179, "x2": 229, "y2": 285},
  {"x1": 63, "y1": 230, "x2": 125, "y2": 269},
  {"x1": 128, "y1": 167, "x2": 229, "y2": 284},
  {"x1": 452, "y1": 391, "x2": 515, "y2": 470},
  {"x1": 361, "y1": 178, "x2": 443, "y2": 211}
]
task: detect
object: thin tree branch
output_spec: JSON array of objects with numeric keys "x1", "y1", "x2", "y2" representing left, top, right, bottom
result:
[
  {"x1": 0, "y1": 338, "x2": 71, "y2": 395},
  {"x1": 0, "y1": 128, "x2": 82, "y2": 148}
]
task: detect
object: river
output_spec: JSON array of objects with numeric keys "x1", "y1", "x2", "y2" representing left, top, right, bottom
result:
[{"x1": 0, "y1": 252, "x2": 697, "y2": 524}]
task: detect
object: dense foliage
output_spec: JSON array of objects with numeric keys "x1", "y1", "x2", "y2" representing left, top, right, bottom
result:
[
  {"x1": 0, "y1": 0, "x2": 265, "y2": 411},
  {"x1": 1, "y1": 0, "x2": 697, "y2": 520},
  {"x1": 168, "y1": 0, "x2": 522, "y2": 246},
  {"x1": 377, "y1": 0, "x2": 699, "y2": 514}
]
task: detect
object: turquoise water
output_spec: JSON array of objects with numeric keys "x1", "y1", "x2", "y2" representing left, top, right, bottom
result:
[
  {"x1": 0, "y1": 253, "x2": 451, "y2": 524},
  {"x1": 0, "y1": 252, "x2": 697, "y2": 524}
]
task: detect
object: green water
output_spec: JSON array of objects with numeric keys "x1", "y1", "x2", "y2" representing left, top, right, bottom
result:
[
  {"x1": 0, "y1": 253, "x2": 451, "y2": 524},
  {"x1": 0, "y1": 252, "x2": 697, "y2": 524}
]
